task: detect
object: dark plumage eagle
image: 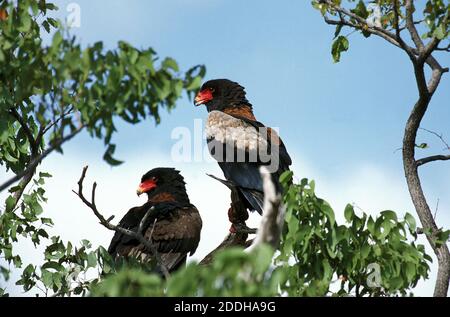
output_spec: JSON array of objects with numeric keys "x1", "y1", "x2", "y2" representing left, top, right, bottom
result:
[
  {"x1": 108, "y1": 168, "x2": 202, "y2": 274},
  {"x1": 194, "y1": 79, "x2": 292, "y2": 214}
]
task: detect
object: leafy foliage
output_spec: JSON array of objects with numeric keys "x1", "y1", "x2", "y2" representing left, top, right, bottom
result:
[
  {"x1": 278, "y1": 173, "x2": 430, "y2": 296},
  {"x1": 0, "y1": 0, "x2": 205, "y2": 173},
  {"x1": 312, "y1": 0, "x2": 449, "y2": 62},
  {"x1": 0, "y1": 0, "x2": 435, "y2": 297},
  {"x1": 0, "y1": 0, "x2": 205, "y2": 295},
  {"x1": 90, "y1": 172, "x2": 430, "y2": 297}
]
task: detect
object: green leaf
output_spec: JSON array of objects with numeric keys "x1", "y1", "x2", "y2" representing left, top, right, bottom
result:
[
  {"x1": 416, "y1": 143, "x2": 428, "y2": 149},
  {"x1": 380, "y1": 210, "x2": 397, "y2": 222},
  {"x1": 405, "y1": 262, "x2": 416, "y2": 282},
  {"x1": 321, "y1": 203, "x2": 335, "y2": 226},
  {"x1": 41, "y1": 218, "x2": 54, "y2": 226},
  {"x1": 432, "y1": 23, "x2": 447, "y2": 40},
  {"x1": 352, "y1": 1, "x2": 369, "y2": 19},
  {"x1": 81, "y1": 239, "x2": 92, "y2": 248},
  {"x1": 185, "y1": 77, "x2": 202, "y2": 91},
  {"x1": 87, "y1": 252, "x2": 97, "y2": 268},
  {"x1": 47, "y1": 18, "x2": 59, "y2": 28},
  {"x1": 52, "y1": 31, "x2": 63, "y2": 48},
  {"x1": 344, "y1": 204, "x2": 354, "y2": 222},
  {"x1": 279, "y1": 170, "x2": 293, "y2": 186},
  {"x1": 367, "y1": 216, "x2": 375, "y2": 235},
  {"x1": 129, "y1": 50, "x2": 139, "y2": 64},
  {"x1": 5, "y1": 195, "x2": 16, "y2": 212},
  {"x1": 23, "y1": 264, "x2": 35, "y2": 276},
  {"x1": 18, "y1": 14, "x2": 32, "y2": 32},
  {"x1": 162, "y1": 57, "x2": 179, "y2": 72},
  {"x1": 46, "y1": 3, "x2": 59, "y2": 11},
  {"x1": 42, "y1": 20, "x2": 50, "y2": 33},
  {"x1": 39, "y1": 172, "x2": 52, "y2": 178},
  {"x1": 41, "y1": 269, "x2": 53, "y2": 288},
  {"x1": 331, "y1": 36, "x2": 349, "y2": 63},
  {"x1": 404, "y1": 213, "x2": 416, "y2": 231},
  {"x1": 42, "y1": 261, "x2": 64, "y2": 272},
  {"x1": 103, "y1": 144, "x2": 124, "y2": 166}
]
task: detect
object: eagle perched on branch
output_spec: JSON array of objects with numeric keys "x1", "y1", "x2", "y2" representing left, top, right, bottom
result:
[
  {"x1": 107, "y1": 168, "x2": 202, "y2": 274},
  {"x1": 194, "y1": 79, "x2": 292, "y2": 215}
]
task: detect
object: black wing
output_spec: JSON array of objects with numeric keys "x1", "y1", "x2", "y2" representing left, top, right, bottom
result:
[{"x1": 107, "y1": 204, "x2": 202, "y2": 274}]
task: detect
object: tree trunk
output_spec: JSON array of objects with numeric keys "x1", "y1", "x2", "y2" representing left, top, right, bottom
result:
[{"x1": 403, "y1": 97, "x2": 450, "y2": 297}]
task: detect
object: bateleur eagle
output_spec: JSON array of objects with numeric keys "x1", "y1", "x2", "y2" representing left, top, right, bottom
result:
[
  {"x1": 194, "y1": 79, "x2": 292, "y2": 215},
  {"x1": 107, "y1": 168, "x2": 202, "y2": 274}
]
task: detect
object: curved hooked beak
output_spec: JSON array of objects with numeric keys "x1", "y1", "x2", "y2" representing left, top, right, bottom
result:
[
  {"x1": 136, "y1": 179, "x2": 157, "y2": 196},
  {"x1": 194, "y1": 89, "x2": 213, "y2": 106}
]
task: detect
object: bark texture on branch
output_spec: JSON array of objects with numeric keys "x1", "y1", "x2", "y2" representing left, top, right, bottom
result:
[{"x1": 247, "y1": 167, "x2": 284, "y2": 252}]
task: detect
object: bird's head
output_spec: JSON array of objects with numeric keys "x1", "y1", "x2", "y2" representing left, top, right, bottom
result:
[
  {"x1": 194, "y1": 79, "x2": 251, "y2": 112},
  {"x1": 136, "y1": 167, "x2": 187, "y2": 201}
]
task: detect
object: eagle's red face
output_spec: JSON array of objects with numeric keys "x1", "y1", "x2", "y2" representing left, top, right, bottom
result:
[
  {"x1": 194, "y1": 88, "x2": 214, "y2": 106},
  {"x1": 136, "y1": 177, "x2": 157, "y2": 196}
]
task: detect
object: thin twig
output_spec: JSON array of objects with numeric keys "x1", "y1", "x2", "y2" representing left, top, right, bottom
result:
[
  {"x1": 41, "y1": 106, "x2": 74, "y2": 136},
  {"x1": 8, "y1": 108, "x2": 38, "y2": 156},
  {"x1": 419, "y1": 128, "x2": 450, "y2": 151},
  {"x1": 435, "y1": 43, "x2": 450, "y2": 52},
  {"x1": 434, "y1": 198, "x2": 439, "y2": 221}
]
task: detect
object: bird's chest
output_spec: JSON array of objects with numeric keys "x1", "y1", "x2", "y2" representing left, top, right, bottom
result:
[{"x1": 205, "y1": 111, "x2": 266, "y2": 153}]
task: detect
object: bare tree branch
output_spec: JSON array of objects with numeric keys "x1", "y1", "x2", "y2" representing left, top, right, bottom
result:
[
  {"x1": 319, "y1": 0, "x2": 398, "y2": 42},
  {"x1": 416, "y1": 155, "x2": 450, "y2": 167},
  {"x1": 327, "y1": 15, "x2": 409, "y2": 51},
  {"x1": 247, "y1": 167, "x2": 284, "y2": 251},
  {"x1": 435, "y1": 43, "x2": 450, "y2": 52},
  {"x1": 393, "y1": 0, "x2": 418, "y2": 61},
  {"x1": 40, "y1": 106, "x2": 74, "y2": 139},
  {"x1": 73, "y1": 166, "x2": 170, "y2": 279},
  {"x1": 405, "y1": 0, "x2": 425, "y2": 51},
  {"x1": 8, "y1": 108, "x2": 38, "y2": 156}
]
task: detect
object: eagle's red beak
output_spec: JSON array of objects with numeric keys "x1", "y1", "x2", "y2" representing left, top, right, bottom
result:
[
  {"x1": 137, "y1": 179, "x2": 157, "y2": 196},
  {"x1": 194, "y1": 89, "x2": 213, "y2": 106}
]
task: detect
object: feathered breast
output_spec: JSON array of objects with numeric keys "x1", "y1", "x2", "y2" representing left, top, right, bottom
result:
[{"x1": 206, "y1": 110, "x2": 268, "y2": 154}]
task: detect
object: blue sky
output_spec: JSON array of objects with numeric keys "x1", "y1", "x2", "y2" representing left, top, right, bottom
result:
[{"x1": 1, "y1": 0, "x2": 449, "y2": 296}]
